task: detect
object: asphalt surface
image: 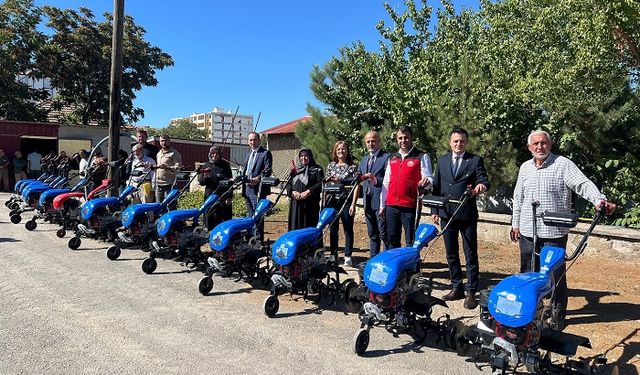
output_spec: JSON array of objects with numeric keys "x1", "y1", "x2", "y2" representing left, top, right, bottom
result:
[{"x1": 0, "y1": 192, "x2": 489, "y2": 375}]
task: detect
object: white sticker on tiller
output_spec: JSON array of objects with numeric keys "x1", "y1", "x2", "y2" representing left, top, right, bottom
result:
[
  {"x1": 369, "y1": 265, "x2": 389, "y2": 286},
  {"x1": 275, "y1": 243, "x2": 288, "y2": 259},
  {"x1": 496, "y1": 295, "x2": 523, "y2": 317},
  {"x1": 544, "y1": 250, "x2": 553, "y2": 264}
]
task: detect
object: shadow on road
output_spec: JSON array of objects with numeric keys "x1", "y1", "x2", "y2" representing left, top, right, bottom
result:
[
  {"x1": 0, "y1": 237, "x2": 21, "y2": 243},
  {"x1": 567, "y1": 289, "x2": 640, "y2": 326}
]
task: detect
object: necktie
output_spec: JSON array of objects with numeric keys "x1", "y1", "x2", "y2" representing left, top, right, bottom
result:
[
  {"x1": 367, "y1": 154, "x2": 375, "y2": 173},
  {"x1": 452, "y1": 155, "x2": 461, "y2": 177},
  {"x1": 246, "y1": 151, "x2": 256, "y2": 176}
]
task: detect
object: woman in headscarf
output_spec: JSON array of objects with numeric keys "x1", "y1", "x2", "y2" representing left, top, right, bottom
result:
[
  {"x1": 288, "y1": 149, "x2": 324, "y2": 231},
  {"x1": 198, "y1": 145, "x2": 233, "y2": 230}
]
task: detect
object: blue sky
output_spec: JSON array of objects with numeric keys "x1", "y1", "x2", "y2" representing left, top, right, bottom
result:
[{"x1": 35, "y1": 1, "x2": 477, "y2": 132}]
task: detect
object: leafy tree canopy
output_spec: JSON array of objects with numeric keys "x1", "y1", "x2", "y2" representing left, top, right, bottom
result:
[
  {"x1": 305, "y1": 0, "x2": 640, "y2": 225},
  {"x1": 0, "y1": 0, "x2": 48, "y2": 121},
  {"x1": 148, "y1": 119, "x2": 209, "y2": 141},
  {"x1": 0, "y1": 0, "x2": 173, "y2": 126}
]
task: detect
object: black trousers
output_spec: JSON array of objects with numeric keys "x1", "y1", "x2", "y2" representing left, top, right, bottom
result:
[
  {"x1": 519, "y1": 235, "x2": 568, "y2": 321},
  {"x1": 386, "y1": 205, "x2": 416, "y2": 248},
  {"x1": 441, "y1": 218, "x2": 479, "y2": 293}
]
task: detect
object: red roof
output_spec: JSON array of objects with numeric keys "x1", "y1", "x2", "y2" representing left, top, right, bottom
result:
[{"x1": 262, "y1": 116, "x2": 311, "y2": 135}]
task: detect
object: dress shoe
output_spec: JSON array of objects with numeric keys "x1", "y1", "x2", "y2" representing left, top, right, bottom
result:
[
  {"x1": 464, "y1": 293, "x2": 478, "y2": 310},
  {"x1": 442, "y1": 288, "x2": 465, "y2": 301}
]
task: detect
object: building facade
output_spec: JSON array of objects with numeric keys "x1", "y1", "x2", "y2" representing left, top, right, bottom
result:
[
  {"x1": 170, "y1": 107, "x2": 253, "y2": 145},
  {"x1": 262, "y1": 116, "x2": 309, "y2": 179}
]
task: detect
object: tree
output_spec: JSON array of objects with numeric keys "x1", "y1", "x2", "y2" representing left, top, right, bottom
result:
[
  {"x1": 37, "y1": 6, "x2": 173, "y2": 126},
  {"x1": 0, "y1": 0, "x2": 48, "y2": 121},
  {"x1": 148, "y1": 119, "x2": 209, "y2": 141},
  {"x1": 295, "y1": 105, "x2": 341, "y2": 168},
  {"x1": 308, "y1": 0, "x2": 640, "y2": 224}
]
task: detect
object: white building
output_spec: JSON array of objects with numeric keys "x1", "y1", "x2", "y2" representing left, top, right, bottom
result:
[{"x1": 170, "y1": 107, "x2": 253, "y2": 145}]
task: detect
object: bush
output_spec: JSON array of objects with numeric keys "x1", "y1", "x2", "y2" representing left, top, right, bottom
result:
[
  {"x1": 178, "y1": 190, "x2": 284, "y2": 219},
  {"x1": 177, "y1": 190, "x2": 204, "y2": 209}
]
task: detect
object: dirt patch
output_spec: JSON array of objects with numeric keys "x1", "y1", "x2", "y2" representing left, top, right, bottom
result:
[{"x1": 264, "y1": 220, "x2": 640, "y2": 373}]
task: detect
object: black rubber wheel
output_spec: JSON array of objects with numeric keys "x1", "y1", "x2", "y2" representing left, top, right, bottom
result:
[
  {"x1": 353, "y1": 328, "x2": 370, "y2": 356},
  {"x1": 454, "y1": 323, "x2": 474, "y2": 356},
  {"x1": 9, "y1": 203, "x2": 19, "y2": 211},
  {"x1": 4, "y1": 201, "x2": 10, "y2": 208},
  {"x1": 68, "y1": 237, "x2": 81, "y2": 250},
  {"x1": 198, "y1": 276, "x2": 214, "y2": 295},
  {"x1": 342, "y1": 280, "x2": 361, "y2": 313},
  {"x1": 106, "y1": 246, "x2": 121, "y2": 261},
  {"x1": 56, "y1": 229, "x2": 66, "y2": 238},
  {"x1": 25, "y1": 220, "x2": 37, "y2": 231},
  {"x1": 263, "y1": 295, "x2": 279, "y2": 318},
  {"x1": 10, "y1": 214, "x2": 22, "y2": 224},
  {"x1": 142, "y1": 257, "x2": 157, "y2": 274}
]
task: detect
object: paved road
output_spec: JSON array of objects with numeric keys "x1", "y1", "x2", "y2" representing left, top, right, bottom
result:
[{"x1": 0, "y1": 193, "x2": 488, "y2": 375}]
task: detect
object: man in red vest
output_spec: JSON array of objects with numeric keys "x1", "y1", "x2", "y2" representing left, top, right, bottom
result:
[{"x1": 379, "y1": 126, "x2": 433, "y2": 248}]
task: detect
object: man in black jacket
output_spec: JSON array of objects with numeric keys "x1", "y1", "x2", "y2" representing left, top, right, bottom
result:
[
  {"x1": 242, "y1": 132, "x2": 272, "y2": 241},
  {"x1": 431, "y1": 128, "x2": 490, "y2": 309},
  {"x1": 199, "y1": 146, "x2": 233, "y2": 230}
]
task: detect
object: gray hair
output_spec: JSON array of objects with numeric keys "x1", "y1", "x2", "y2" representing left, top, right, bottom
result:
[{"x1": 527, "y1": 130, "x2": 552, "y2": 145}]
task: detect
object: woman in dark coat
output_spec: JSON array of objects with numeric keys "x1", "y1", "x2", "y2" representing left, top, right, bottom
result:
[
  {"x1": 288, "y1": 149, "x2": 324, "y2": 231},
  {"x1": 198, "y1": 146, "x2": 233, "y2": 230}
]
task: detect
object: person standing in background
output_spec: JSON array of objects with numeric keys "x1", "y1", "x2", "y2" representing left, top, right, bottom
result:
[
  {"x1": 380, "y1": 126, "x2": 434, "y2": 248},
  {"x1": 13, "y1": 151, "x2": 28, "y2": 183},
  {"x1": 325, "y1": 141, "x2": 358, "y2": 267},
  {"x1": 0, "y1": 149, "x2": 10, "y2": 191},
  {"x1": 357, "y1": 131, "x2": 390, "y2": 258},
  {"x1": 242, "y1": 132, "x2": 272, "y2": 241},
  {"x1": 431, "y1": 128, "x2": 490, "y2": 309},
  {"x1": 155, "y1": 135, "x2": 182, "y2": 210},
  {"x1": 198, "y1": 146, "x2": 233, "y2": 230},
  {"x1": 27, "y1": 150, "x2": 42, "y2": 179},
  {"x1": 288, "y1": 149, "x2": 324, "y2": 231}
]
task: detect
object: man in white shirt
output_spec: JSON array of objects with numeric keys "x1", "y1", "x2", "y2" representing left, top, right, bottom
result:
[
  {"x1": 27, "y1": 150, "x2": 42, "y2": 178},
  {"x1": 128, "y1": 144, "x2": 156, "y2": 203}
]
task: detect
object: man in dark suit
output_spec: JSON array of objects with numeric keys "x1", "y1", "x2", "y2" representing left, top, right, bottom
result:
[
  {"x1": 242, "y1": 131, "x2": 273, "y2": 241},
  {"x1": 358, "y1": 131, "x2": 390, "y2": 257},
  {"x1": 431, "y1": 127, "x2": 490, "y2": 309}
]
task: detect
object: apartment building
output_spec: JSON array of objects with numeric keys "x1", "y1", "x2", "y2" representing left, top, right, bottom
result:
[{"x1": 170, "y1": 107, "x2": 253, "y2": 145}]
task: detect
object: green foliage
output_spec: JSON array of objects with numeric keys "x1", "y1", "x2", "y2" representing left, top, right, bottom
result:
[
  {"x1": 36, "y1": 5, "x2": 172, "y2": 125},
  {"x1": 177, "y1": 190, "x2": 204, "y2": 210},
  {"x1": 295, "y1": 105, "x2": 346, "y2": 167},
  {"x1": 308, "y1": 0, "x2": 640, "y2": 226},
  {"x1": 148, "y1": 119, "x2": 209, "y2": 141},
  {"x1": 178, "y1": 191, "x2": 267, "y2": 219},
  {"x1": 0, "y1": 0, "x2": 49, "y2": 121}
]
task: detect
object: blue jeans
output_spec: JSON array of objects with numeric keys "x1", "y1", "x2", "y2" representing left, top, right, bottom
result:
[
  {"x1": 386, "y1": 205, "x2": 416, "y2": 248},
  {"x1": 329, "y1": 204, "x2": 354, "y2": 257},
  {"x1": 156, "y1": 184, "x2": 177, "y2": 210},
  {"x1": 244, "y1": 185, "x2": 264, "y2": 241}
]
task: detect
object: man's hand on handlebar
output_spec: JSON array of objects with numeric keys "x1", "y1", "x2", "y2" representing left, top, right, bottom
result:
[
  {"x1": 418, "y1": 177, "x2": 431, "y2": 189},
  {"x1": 472, "y1": 183, "x2": 487, "y2": 196},
  {"x1": 431, "y1": 214, "x2": 440, "y2": 225},
  {"x1": 597, "y1": 200, "x2": 617, "y2": 216}
]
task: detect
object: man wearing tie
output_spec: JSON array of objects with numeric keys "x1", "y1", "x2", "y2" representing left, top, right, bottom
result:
[
  {"x1": 358, "y1": 131, "x2": 390, "y2": 257},
  {"x1": 242, "y1": 131, "x2": 273, "y2": 241},
  {"x1": 431, "y1": 127, "x2": 490, "y2": 309}
]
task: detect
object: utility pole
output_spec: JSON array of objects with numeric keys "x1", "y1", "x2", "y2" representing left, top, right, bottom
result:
[{"x1": 107, "y1": 0, "x2": 125, "y2": 195}]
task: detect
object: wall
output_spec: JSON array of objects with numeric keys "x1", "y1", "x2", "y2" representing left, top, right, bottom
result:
[{"x1": 266, "y1": 133, "x2": 300, "y2": 178}]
